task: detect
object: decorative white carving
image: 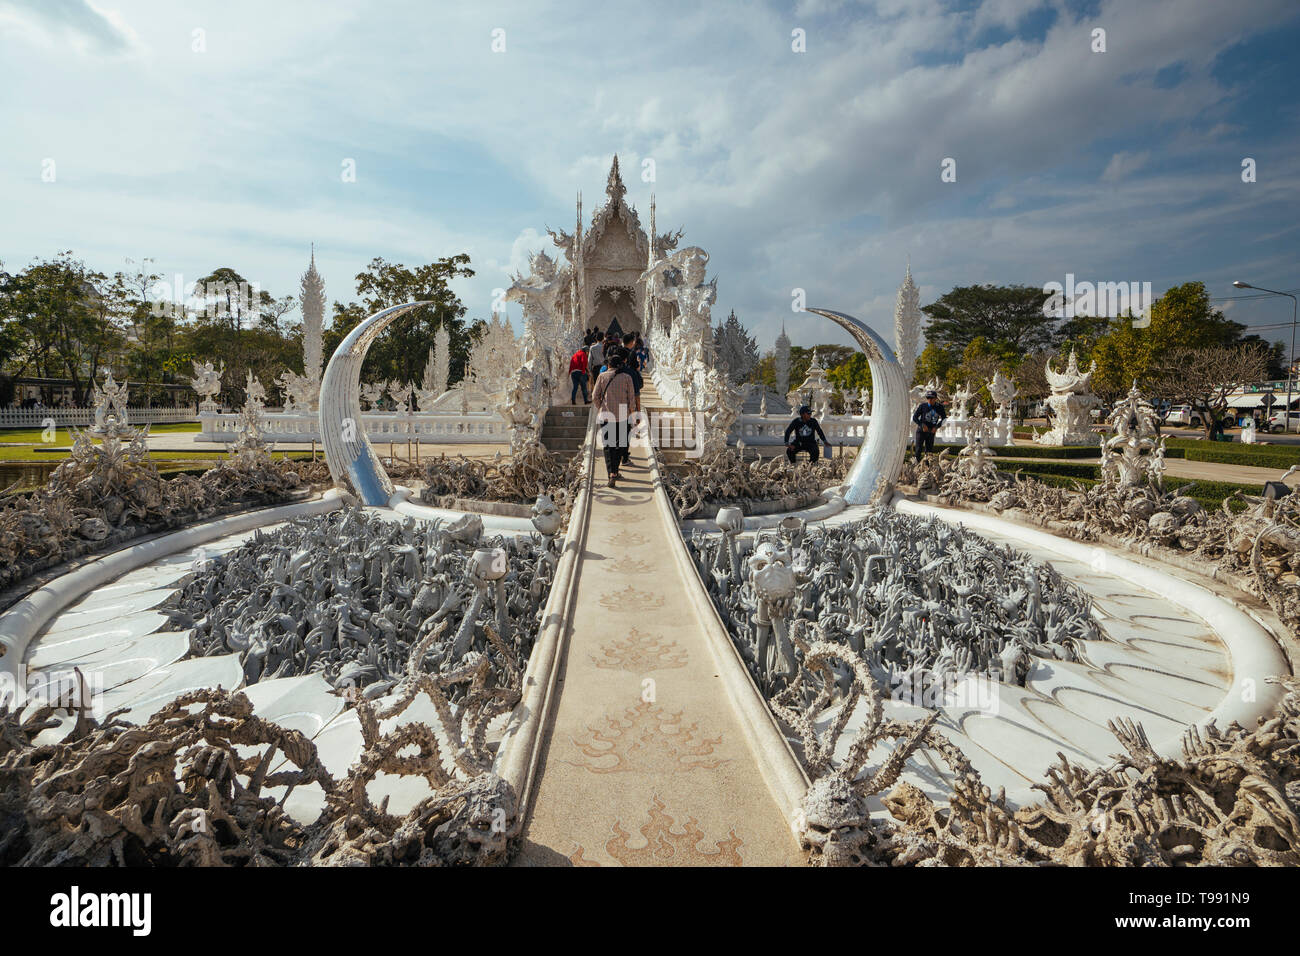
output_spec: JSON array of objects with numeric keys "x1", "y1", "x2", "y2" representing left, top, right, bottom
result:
[
  {"x1": 277, "y1": 370, "x2": 316, "y2": 415},
  {"x1": 360, "y1": 382, "x2": 385, "y2": 411},
  {"x1": 299, "y1": 246, "x2": 326, "y2": 408},
  {"x1": 1036, "y1": 348, "x2": 1101, "y2": 447},
  {"x1": 1101, "y1": 381, "x2": 1165, "y2": 487},
  {"x1": 90, "y1": 371, "x2": 131, "y2": 436},
  {"x1": 244, "y1": 370, "x2": 267, "y2": 414},
  {"x1": 467, "y1": 312, "x2": 521, "y2": 403},
  {"x1": 788, "y1": 350, "x2": 833, "y2": 413},
  {"x1": 641, "y1": 245, "x2": 717, "y2": 397},
  {"x1": 507, "y1": 249, "x2": 576, "y2": 406},
  {"x1": 774, "y1": 326, "x2": 792, "y2": 398},
  {"x1": 988, "y1": 368, "x2": 1018, "y2": 446},
  {"x1": 190, "y1": 359, "x2": 225, "y2": 412}
]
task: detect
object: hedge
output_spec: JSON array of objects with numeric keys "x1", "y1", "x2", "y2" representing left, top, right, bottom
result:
[
  {"x1": 990, "y1": 461, "x2": 1261, "y2": 510},
  {"x1": 936, "y1": 443, "x2": 1105, "y2": 459}
]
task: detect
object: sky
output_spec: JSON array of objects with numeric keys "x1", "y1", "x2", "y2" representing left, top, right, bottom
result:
[{"x1": 2, "y1": 0, "x2": 1299, "y2": 357}]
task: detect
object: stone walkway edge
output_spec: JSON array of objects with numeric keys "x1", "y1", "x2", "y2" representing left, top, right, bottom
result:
[{"x1": 495, "y1": 407, "x2": 597, "y2": 812}]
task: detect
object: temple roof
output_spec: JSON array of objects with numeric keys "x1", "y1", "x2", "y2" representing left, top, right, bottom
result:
[{"x1": 547, "y1": 156, "x2": 684, "y2": 265}]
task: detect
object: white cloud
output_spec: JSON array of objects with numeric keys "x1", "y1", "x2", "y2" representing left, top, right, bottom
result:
[
  {"x1": 1101, "y1": 151, "x2": 1151, "y2": 182},
  {"x1": 0, "y1": 0, "x2": 142, "y2": 55},
  {"x1": 1, "y1": 0, "x2": 1296, "y2": 355}
]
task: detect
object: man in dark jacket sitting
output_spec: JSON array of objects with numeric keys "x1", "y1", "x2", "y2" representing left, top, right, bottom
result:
[
  {"x1": 785, "y1": 405, "x2": 829, "y2": 463},
  {"x1": 912, "y1": 390, "x2": 947, "y2": 461}
]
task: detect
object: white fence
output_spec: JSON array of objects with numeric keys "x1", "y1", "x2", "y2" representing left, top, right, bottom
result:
[
  {"x1": 198, "y1": 410, "x2": 511, "y2": 444},
  {"x1": 0, "y1": 406, "x2": 196, "y2": 429}
]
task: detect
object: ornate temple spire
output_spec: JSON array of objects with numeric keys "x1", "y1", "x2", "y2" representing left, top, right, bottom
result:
[
  {"x1": 605, "y1": 155, "x2": 626, "y2": 204},
  {"x1": 894, "y1": 259, "x2": 921, "y2": 386},
  {"x1": 299, "y1": 244, "x2": 326, "y2": 385},
  {"x1": 774, "y1": 323, "x2": 792, "y2": 397}
]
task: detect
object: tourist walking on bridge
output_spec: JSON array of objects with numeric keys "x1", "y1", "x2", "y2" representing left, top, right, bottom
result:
[
  {"x1": 588, "y1": 337, "x2": 604, "y2": 387},
  {"x1": 569, "y1": 346, "x2": 590, "y2": 404},
  {"x1": 592, "y1": 350, "x2": 637, "y2": 488}
]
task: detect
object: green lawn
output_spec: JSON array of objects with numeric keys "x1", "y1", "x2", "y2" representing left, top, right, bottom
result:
[
  {"x1": 0, "y1": 445, "x2": 309, "y2": 462},
  {"x1": 0, "y1": 421, "x2": 200, "y2": 444}
]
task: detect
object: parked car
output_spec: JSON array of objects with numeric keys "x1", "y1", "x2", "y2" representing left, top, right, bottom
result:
[
  {"x1": 1265, "y1": 410, "x2": 1300, "y2": 433},
  {"x1": 1162, "y1": 404, "x2": 1205, "y2": 428}
]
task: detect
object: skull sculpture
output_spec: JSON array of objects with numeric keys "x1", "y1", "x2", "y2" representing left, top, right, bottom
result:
[
  {"x1": 799, "y1": 775, "x2": 876, "y2": 867},
  {"x1": 747, "y1": 538, "x2": 800, "y2": 688}
]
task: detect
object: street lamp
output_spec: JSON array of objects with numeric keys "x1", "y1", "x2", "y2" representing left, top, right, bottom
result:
[{"x1": 1232, "y1": 280, "x2": 1294, "y2": 434}]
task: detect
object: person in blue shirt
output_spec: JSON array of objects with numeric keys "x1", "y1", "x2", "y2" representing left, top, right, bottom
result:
[
  {"x1": 784, "y1": 406, "x2": 828, "y2": 463},
  {"x1": 912, "y1": 390, "x2": 947, "y2": 461}
]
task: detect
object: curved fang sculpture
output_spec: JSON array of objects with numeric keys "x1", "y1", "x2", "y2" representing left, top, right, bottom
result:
[
  {"x1": 804, "y1": 308, "x2": 908, "y2": 505},
  {"x1": 320, "y1": 301, "x2": 431, "y2": 505}
]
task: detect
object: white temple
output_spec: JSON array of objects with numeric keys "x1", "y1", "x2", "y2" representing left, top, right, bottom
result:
[{"x1": 198, "y1": 157, "x2": 878, "y2": 450}]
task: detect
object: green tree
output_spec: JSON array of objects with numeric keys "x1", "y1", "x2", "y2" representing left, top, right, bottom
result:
[
  {"x1": 0, "y1": 252, "x2": 125, "y2": 404},
  {"x1": 921, "y1": 284, "x2": 1057, "y2": 354},
  {"x1": 324, "y1": 255, "x2": 476, "y2": 386},
  {"x1": 1089, "y1": 282, "x2": 1274, "y2": 401},
  {"x1": 914, "y1": 342, "x2": 957, "y2": 388}
]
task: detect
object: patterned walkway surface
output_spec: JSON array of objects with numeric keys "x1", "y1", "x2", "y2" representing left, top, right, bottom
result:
[{"x1": 515, "y1": 383, "x2": 804, "y2": 866}]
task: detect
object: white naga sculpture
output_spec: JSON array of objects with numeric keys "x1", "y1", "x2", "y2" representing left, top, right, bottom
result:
[
  {"x1": 504, "y1": 364, "x2": 547, "y2": 454},
  {"x1": 360, "y1": 382, "x2": 385, "y2": 411},
  {"x1": 987, "y1": 368, "x2": 1018, "y2": 446},
  {"x1": 641, "y1": 246, "x2": 717, "y2": 394},
  {"x1": 506, "y1": 250, "x2": 574, "y2": 403},
  {"x1": 90, "y1": 371, "x2": 131, "y2": 436},
  {"x1": 190, "y1": 359, "x2": 225, "y2": 412},
  {"x1": 698, "y1": 366, "x2": 750, "y2": 456},
  {"x1": 1102, "y1": 381, "x2": 1166, "y2": 488},
  {"x1": 1037, "y1": 348, "x2": 1101, "y2": 447}
]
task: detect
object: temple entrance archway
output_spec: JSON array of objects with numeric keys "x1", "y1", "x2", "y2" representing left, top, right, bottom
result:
[{"x1": 592, "y1": 285, "x2": 637, "y2": 337}]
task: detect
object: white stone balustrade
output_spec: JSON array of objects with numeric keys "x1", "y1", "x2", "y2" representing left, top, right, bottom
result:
[
  {"x1": 731, "y1": 413, "x2": 870, "y2": 446},
  {"x1": 0, "y1": 406, "x2": 196, "y2": 428}
]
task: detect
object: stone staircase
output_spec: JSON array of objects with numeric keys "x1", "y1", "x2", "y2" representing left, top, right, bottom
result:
[
  {"x1": 637, "y1": 379, "x2": 697, "y2": 469},
  {"x1": 539, "y1": 405, "x2": 591, "y2": 455}
]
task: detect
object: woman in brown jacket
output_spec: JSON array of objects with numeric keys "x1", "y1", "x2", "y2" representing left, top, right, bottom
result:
[{"x1": 591, "y1": 349, "x2": 638, "y2": 487}]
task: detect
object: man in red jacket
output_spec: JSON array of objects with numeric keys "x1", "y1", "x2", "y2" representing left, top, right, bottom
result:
[{"x1": 569, "y1": 346, "x2": 590, "y2": 404}]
